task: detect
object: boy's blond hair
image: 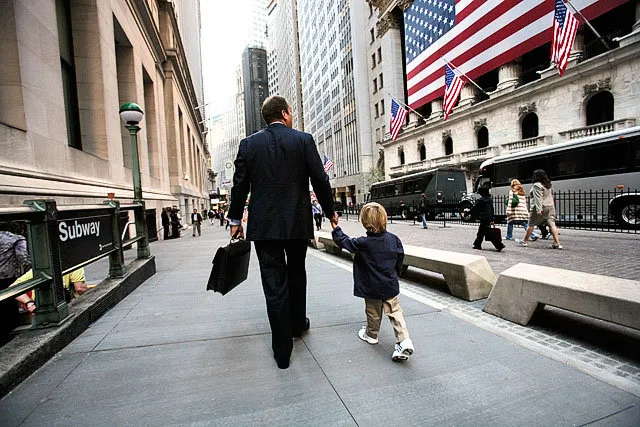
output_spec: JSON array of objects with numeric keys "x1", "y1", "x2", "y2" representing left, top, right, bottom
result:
[{"x1": 360, "y1": 202, "x2": 387, "y2": 233}]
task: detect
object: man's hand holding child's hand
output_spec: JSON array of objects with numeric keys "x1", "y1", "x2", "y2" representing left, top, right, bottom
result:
[{"x1": 330, "y1": 213, "x2": 339, "y2": 229}]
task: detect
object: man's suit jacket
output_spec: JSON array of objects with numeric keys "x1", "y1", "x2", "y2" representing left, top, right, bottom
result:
[{"x1": 229, "y1": 122, "x2": 335, "y2": 241}]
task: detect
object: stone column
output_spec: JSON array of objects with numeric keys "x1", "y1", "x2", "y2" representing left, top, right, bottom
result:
[
  {"x1": 633, "y1": 0, "x2": 640, "y2": 32},
  {"x1": 568, "y1": 28, "x2": 584, "y2": 62},
  {"x1": 497, "y1": 60, "x2": 521, "y2": 90},
  {"x1": 458, "y1": 85, "x2": 477, "y2": 108},
  {"x1": 431, "y1": 99, "x2": 443, "y2": 116}
]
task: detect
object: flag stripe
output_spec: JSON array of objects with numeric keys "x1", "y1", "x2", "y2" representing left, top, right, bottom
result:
[{"x1": 405, "y1": 0, "x2": 624, "y2": 110}]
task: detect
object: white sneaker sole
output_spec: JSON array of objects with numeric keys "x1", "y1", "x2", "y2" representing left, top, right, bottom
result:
[{"x1": 358, "y1": 328, "x2": 378, "y2": 345}]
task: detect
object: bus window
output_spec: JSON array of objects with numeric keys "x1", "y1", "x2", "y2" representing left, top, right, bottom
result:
[
  {"x1": 402, "y1": 180, "x2": 413, "y2": 194},
  {"x1": 412, "y1": 180, "x2": 422, "y2": 193},
  {"x1": 586, "y1": 141, "x2": 628, "y2": 173},
  {"x1": 550, "y1": 150, "x2": 583, "y2": 177},
  {"x1": 395, "y1": 183, "x2": 402, "y2": 196},
  {"x1": 519, "y1": 157, "x2": 547, "y2": 182},
  {"x1": 371, "y1": 187, "x2": 378, "y2": 198},
  {"x1": 494, "y1": 161, "x2": 518, "y2": 185},
  {"x1": 385, "y1": 185, "x2": 394, "y2": 197},
  {"x1": 634, "y1": 138, "x2": 640, "y2": 167}
]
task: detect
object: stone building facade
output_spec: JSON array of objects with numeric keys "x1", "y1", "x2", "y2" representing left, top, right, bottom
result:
[
  {"x1": 0, "y1": 0, "x2": 208, "y2": 224},
  {"x1": 368, "y1": 0, "x2": 640, "y2": 191}
]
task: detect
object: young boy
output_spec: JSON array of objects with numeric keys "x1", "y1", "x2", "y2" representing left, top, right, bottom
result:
[
  {"x1": 470, "y1": 185, "x2": 505, "y2": 251},
  {"x1": 331, "y1": 202, "x2": 415, "y2": 361}
]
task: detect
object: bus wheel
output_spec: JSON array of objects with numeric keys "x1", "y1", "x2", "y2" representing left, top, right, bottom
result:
[
  {"x1": 615, "y1": 200, "x2": 640, "y2": 229},
  {"x1": 401, "y1": 208, "x2": 409, "y2": 220},
  {"x1": 458, "y1": 201, "x2": 474, "y2": 222}
]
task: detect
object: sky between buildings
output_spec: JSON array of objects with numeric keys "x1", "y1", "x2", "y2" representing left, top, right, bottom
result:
[{"x1": 200, "y1": 0, "x2": 253, "y2": 118}]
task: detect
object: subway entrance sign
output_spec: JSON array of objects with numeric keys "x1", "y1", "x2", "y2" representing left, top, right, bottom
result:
[{"x1": 58, "y1": 214, "x2": 114, "y2": 272}]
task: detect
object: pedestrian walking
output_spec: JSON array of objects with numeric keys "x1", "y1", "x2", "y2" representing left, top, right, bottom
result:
[
  {"x1": 418, "y1": 193, "x2": 428, "y2": 229},
  {"x1": 208, "y1": 209, "x2": 215, "y2": 225},
  {"x1": 312, "y1": 200, "x2": 323, "y2": 231},
  {"x1": 218, "y1": 208, "x2": 225, "y2": 227},
  {"x1": 330, "y1": 202, "x2": 415, "y2": 362},
  {"x1": 161, "y1": 207, "x2": 170, "y2": 240},
  {"x1": 191, "y1": 208, "x2": 202, "y2": 237},
  {"x1": 505, "y1": 179, "x2": 537, "y2": 241},
  {"x1": 520, "y1": 169, "x2": 563, "y2": 249},
  {"x1": 227, "y1": 95, "x2": 335, "y2": 369},
  {"x1": 470, "y1": 185, "x2": 505, "y2": 251}
]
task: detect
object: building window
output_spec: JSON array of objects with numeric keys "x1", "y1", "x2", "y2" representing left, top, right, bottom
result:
[
  {"x1": 114, "y1": 18, "x2": 136, "y2": 167},
  {"x1": 521, "y1": 112, "x2": 539, "y2": 139},
  {"x1": 444, "y1": 137, "x2": 453, "y2": 155},
  {"x1": 380, "y1": 99, "x2": 385, "y2": 115},
  {"x1": 56, "y1": 0, "x2": 82, "y2": 150},
  {"x1": 419, "y1": 144, "x2": 426, "y2": 161},
  {"x1": 374, "y1": 103, "x2": 379, "y2": 118},
  {"x1": 373, "y1": 78, "x2": 378, "y2": 93},
  {"x1": 399, "y1": 149, "x2": 405, "y2": 165},
  {"x1": 586, "y1": 91, "x2": 614, "y2": 126},
  {"x1": 377, "y1": 47, "x2": 382, "y2": 63},
  {"x1": 143, "y1": 68, "x2": 158, "y2": 177},
  {"x1": 369, "y1": 4, "x2": 373, "y2": 17},
  {"x1": 370, "y1": 28, "x2": 375, "y2": 44},
  {"x1": 477, "y1": 126, "x2": 489, "y2": 149},
  {"x1": 379, "y1": 73, "x2": 383, "y2": 89},
  {"x1": 371, "y1": 54, "x2": 376, "y2": 69}
]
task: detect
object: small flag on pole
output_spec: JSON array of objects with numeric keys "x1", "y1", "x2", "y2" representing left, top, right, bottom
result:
[
  {"x1": 323, "y1": 154, "x2": 334, "y2": 173},
  {"x1": 552, "y1": 0, "x2": 579, "y2": 77},
  {"x1": 443, "y1": 64, "x2": 465, "y2": 120},
  {"x1": 390, "y1": 99, "x2": 407, "y2": 141}
]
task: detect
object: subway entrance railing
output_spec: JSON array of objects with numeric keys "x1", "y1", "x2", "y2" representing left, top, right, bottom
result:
[{"x1": 0, "y1": 199, "x2": 151, "y2": 328}]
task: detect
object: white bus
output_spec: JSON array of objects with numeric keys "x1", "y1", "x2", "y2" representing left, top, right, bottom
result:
[{"x1": 461, "y1": 126, "x2": 640, "y2": 228}]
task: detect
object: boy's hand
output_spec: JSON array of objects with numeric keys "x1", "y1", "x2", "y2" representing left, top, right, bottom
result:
[{"x1": 330, "y1": 213, "x2": 339, "y2": 229}]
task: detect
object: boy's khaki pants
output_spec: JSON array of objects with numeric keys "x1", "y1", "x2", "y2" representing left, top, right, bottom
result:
[{"x1": 364, "y1": 296, "x2": 409, "y2": 343}]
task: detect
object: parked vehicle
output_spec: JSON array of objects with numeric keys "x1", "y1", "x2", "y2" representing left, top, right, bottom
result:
[
  {"x1": 368, "y1": 168, "x2": 468, "y2": 219},
  {"x1": 462, "y1": 126, "x2": 640, "y2": 228}
]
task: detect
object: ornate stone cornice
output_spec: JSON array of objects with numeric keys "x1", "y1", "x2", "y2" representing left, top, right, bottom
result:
[
  {"x1": 442, "y1": 130, "x2": 451, "y2": 141},
  {"x1": 473, "y1": 119, "x2": 487, "y2": 132},
  {"x1": 397, "y1": 145, "x2": 404, "y2": 153},
  {"x1": 377, "y1": 13, "x2": 402, "y2": 38},
  {"x1": 583, "y1": 78, "x2": 611, "y2": 96},
  {"x1": 417, "y1": 138, "x2": 424, "y2": 146},
  {"x1": 397, "y1": 0, "x2": 414, "y2": 11},
  {"x1": 518, "y1": 102, "x2": 536, "y2": 118}
]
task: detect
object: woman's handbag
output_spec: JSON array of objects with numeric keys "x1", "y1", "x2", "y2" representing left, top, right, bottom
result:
[
  {"x1": 207, "y1": 237, "x2": 251, "y2": 295},
  {"x1": 505, "y1": 193, "x2": 519, "y2": 208}
]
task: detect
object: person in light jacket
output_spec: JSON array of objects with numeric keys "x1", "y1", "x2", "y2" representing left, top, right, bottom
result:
[
  {"x1": 505, "y1": 179, "x2": 537, "y2": 241},
  {"x1": 520, "y1": 169, "x2": 562, "y2": 249}
]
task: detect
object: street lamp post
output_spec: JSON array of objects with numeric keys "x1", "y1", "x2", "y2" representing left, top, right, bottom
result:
[{"x1": 119, "y1": 102, "x2": 150, "y2": 259}]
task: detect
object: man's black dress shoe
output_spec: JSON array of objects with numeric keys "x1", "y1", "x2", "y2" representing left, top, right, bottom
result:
[
  {"x1": 292, "y1": 317, "x2": 310, "y2": 338},
  {"x1": 274, "y1": 355, "x2": 290, "y2": 369}
]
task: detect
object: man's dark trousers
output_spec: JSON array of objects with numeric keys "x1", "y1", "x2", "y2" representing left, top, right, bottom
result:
[{"x1": 254, "y1": 239, "x2": 308, "y2": 361}]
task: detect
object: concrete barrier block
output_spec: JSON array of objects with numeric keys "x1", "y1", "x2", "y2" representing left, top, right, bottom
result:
[{"x1": 484, "y1": 263, "x2": 640, "y2": 329}]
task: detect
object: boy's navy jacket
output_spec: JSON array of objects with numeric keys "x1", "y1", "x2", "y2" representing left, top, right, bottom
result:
[
  {"x1": 470, "y1": 195, "x2": 495, "y2": 222},
  {"x1": 331, "y1": 226, "x2": 404, "y2": 300}
]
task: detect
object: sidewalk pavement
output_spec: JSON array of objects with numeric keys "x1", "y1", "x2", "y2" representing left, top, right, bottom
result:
[{"x1": 1, "y1": 222, "x2": 639, "y2": 426}]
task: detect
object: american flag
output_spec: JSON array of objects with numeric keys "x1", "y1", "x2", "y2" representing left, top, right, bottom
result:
[
  {"x1": 323, "y1": 154, "x2": 334, "y2": 173},
  {"x1": 552, "y1": 0, "x2": 580, "y2": 76},
  {"x1": 405, "y1": 0, "x2": 623, "y2": 110},
  {"x1": 390, "y1": 99, "x2": 408, "y2": 141},
  {"x1": 443, "y1": 64, "x2": 465, "y2": 120}
]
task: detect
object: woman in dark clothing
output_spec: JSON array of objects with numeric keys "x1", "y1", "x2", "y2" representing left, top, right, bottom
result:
[
  {"x1": 0, "y1": 223, "x2": 32, "y2": 339},
  {"x1": 161, "y1": 207, "x2": 170, "y2": 239},
  {"x1": 470, "y1": 185, "x2": 505, "y2": 251},
  {"x1": 170, "y1": 209, "x2": 182, "y2": 238}
]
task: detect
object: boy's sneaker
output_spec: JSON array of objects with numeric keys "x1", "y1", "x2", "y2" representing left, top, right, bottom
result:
[
  {"x1": 549, "y1": 243, "x2": 563, "y2": 250},
  {"x1": 392, "y1": 338, "x2": 414, "y2": 361},
  {"x1": 530, "y1": 235, "x2": 539, "y2": 242},
  {"x1": 518, "y1": 240, "x2": 528, "y2": 247},
  {"x1": 358, "y1": 326, "x2": 378, "y2": 344}
]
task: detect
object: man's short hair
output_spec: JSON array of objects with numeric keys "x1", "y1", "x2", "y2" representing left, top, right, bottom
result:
[
  {"x1": 360, "y1": 202, "x2": 387, "y2": 233},
  {"x1": 478, "y1": 185, "x2": 491, "y2": 197},
  {"x1": 262, "y1": 96, "x2": 289, "y2": 124}
]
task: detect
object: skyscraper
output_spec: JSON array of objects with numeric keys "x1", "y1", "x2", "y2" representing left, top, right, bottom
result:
[
  {"x1": 297, "y1": 0, "x2": 373, "y2": 204},
  {"x1": 242, "y1": 47, "x2": 269, "y2": 137},
  {"x1": 265, "y1": 0, "x2": 304, "y2": 130}
]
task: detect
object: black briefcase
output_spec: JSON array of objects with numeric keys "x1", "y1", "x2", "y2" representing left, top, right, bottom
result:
[{"x1": 207, "y1": 239, "x2": 251, "y2": 295}]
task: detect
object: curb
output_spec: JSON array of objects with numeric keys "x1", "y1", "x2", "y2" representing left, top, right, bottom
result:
[{"x1": 0, "y1": 256, "x2": 156, "y2": 398}]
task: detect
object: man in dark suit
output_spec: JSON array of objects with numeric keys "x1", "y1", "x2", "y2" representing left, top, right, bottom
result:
[{"x1": 228, "y1": 95, "x2": 335, "y2": 369}]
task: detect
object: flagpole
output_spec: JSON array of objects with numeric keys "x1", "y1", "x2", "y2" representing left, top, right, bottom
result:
[
  {"x1": 387, "y1": 93, "x2": 428, "y2": 122},
  {"x1": 441, "y1": 56, "x2": 489, "y2": 96},
  {"x1": 564, "y1": 0, "x2": 610, "y2": 50}
]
